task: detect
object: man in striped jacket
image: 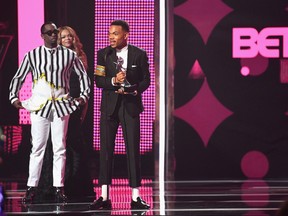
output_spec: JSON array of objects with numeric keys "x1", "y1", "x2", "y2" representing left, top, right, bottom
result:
[{"x1": 9, "y1": 22, "x2": 90, "y2": 204}]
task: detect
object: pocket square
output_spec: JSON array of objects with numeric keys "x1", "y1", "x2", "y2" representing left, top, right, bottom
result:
[{"x1": 132, "y1": 65, "x2": 137, "y2": 68}]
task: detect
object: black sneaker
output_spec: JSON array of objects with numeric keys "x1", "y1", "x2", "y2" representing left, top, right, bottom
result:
[
  {"x1": 22, "y1": 187, "x2": 36, "y2": 204},
  {"x1": 89, "y1": 196, "x2": 112, "y2": 210},
  {"x1": 131, "y1": 197, "x2": 150, "y2": 209},
  {"x1": 54, "y1": 187, "x2": 67, "y2": 204}
]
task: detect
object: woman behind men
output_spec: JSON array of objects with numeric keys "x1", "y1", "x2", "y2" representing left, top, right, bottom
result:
[{"x1": 58, "y1": 26, "x2": 94, "y2": 201}]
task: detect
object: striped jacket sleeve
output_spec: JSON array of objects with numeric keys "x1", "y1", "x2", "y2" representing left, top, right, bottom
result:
[
  {"x1": 9, "y1": 53, "x2": 31, "y2": 103},
  {"x1": 73, "y1": 56, "x2": 91, "y2": 102}
]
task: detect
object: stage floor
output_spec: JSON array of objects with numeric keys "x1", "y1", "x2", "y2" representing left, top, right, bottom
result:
[{"x1": 1, "y1": 178, "x2": 287, "y2": 215}]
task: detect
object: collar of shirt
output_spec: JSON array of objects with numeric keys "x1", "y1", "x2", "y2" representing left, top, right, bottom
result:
[
  {"x1": 116, "y1": 45, "x2": 128, "y2": 53},
  {"x1": 43, "y1": 45, "x2": 59, "y2": 53}
]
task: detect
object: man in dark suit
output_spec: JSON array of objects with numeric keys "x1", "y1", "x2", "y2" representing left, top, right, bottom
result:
[{"x1": 90, "y1": 20, "x2": 150, "y2": 210}]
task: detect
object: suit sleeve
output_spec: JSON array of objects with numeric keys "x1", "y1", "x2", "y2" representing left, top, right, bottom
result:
[
  {"x1": 137, "y1": 50, "x2": 150, "y2": 94},
  {"x1": 94, "y1": 49, "x2": 117, "y2": 90}
]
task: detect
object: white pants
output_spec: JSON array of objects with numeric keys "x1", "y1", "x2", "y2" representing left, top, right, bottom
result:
[{"x1": 27, "y1": 108, "x2": 69, "y2": 187}]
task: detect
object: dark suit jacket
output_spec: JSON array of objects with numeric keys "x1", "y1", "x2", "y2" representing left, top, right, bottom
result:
[{"x1": 95, "y1": 44, "x2": 150, "y2": 117}]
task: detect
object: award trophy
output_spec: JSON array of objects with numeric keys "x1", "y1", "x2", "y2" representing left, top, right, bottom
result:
[{"x1": 115, "y1": 57, "x2": 137, "y2": 95}]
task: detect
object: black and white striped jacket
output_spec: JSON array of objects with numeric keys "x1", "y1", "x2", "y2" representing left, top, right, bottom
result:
[{"x1": 9, "y1": 45, "x2": 91, "y2": 118}]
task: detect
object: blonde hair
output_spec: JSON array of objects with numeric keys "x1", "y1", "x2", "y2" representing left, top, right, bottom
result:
[{"x1": 58, "y1": 26, "x2": 88, "y2": 70}]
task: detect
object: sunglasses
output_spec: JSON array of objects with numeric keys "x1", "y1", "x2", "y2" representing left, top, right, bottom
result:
[{"x1": 42, "y1": 29, "x2": 59, "y2": 36}]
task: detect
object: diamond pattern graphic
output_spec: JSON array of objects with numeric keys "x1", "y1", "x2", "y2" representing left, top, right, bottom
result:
[
  {"x1": 174, "y1": 78, "x2": 233, "y2": 146},
  {"x1": 174, "y1": 0, "x2": 232, "y2": 43}
]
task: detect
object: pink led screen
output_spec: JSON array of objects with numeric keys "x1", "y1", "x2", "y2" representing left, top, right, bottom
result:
[
  {"x1": 94, "y1": 0, "x2": 155, "y2": 154},
  {"x1": 18, "y1": 0, "x2": 44, "y2": 124}
]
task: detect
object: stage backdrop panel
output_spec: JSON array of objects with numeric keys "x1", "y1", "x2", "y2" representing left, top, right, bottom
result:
[
  {"x1": 173, "y1": 0, "x2": 288, "y2": 180},
  {"x1": 93, "y1": 0, "x2": 155, "y2": 154}
]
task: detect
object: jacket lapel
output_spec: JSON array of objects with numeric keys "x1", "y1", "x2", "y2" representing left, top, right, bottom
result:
[
  {"x1": 127, "y1": 45, "x2": 134, "y2": 73},
  {"x1": 107, "y1": 48, "x2": 118, "y2": 75}
]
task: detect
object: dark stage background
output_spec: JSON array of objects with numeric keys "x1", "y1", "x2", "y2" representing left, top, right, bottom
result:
[{"x1": 173, "y1": 0, "x2": 288, "y2": 180}]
